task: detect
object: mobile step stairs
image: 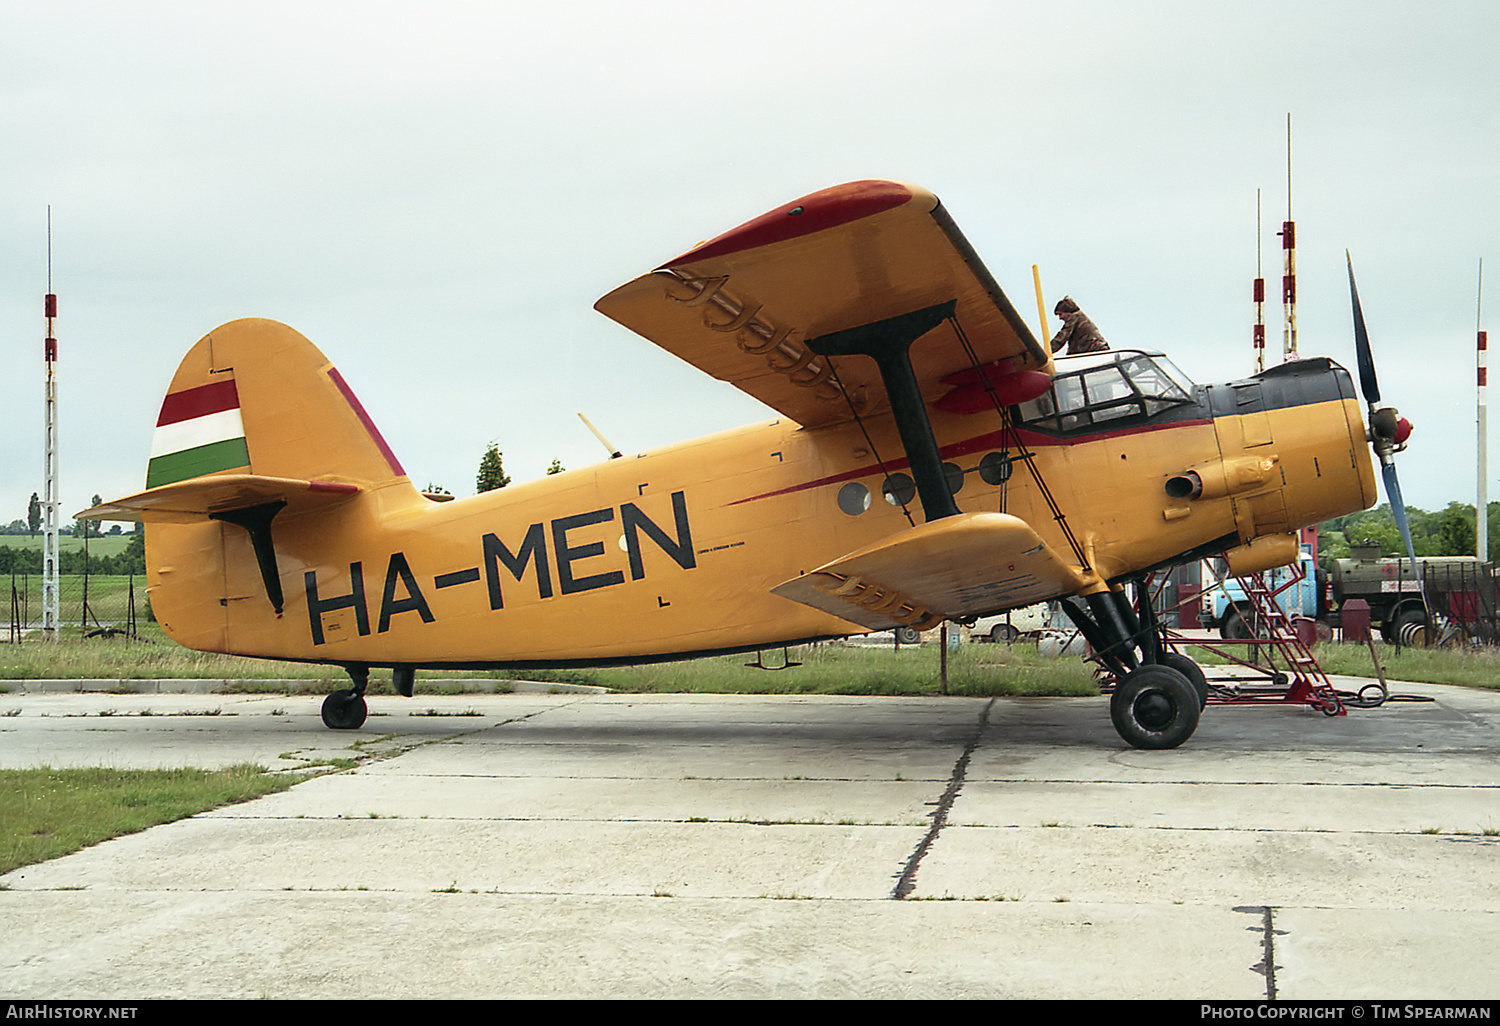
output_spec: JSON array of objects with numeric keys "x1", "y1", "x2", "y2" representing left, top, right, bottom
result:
[{"x1": 1153, "y1": 563, "x2": 1348, "y2": 716}]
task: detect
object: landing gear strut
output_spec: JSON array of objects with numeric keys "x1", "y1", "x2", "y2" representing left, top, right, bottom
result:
[
  {"x1": 1061, "y1": 583, "x2": 1203, "y2": 749},
  {"x1": 321, "y1": 665, "x2": 369, "y2": 730}
]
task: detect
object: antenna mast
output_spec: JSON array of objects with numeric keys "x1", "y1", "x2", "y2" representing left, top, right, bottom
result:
[
  {"x1": 1279, "y1": 114, "x2": 1298, "y2": 362},
  {"x1": 1479, "y1": 258, "x2": 1488, "y2": 563},
  {"x1": 42, "y1": 208, "x2": 60, "y2": 641},
  {"x1": 1253, "y1": 189, "x2": 1266, "y2": 373}
]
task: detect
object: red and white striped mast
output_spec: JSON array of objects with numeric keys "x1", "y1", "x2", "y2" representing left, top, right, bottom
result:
[
  {"x1": 1279, "y1": 115, "x2": 1298, "y2": 362},
  {"x1": 42, "y1": 208, "x2": 60, "y2": 640},
  {"x1": 1253, "y1": 189, "x2": 1266, "y2": 373},
  {"x1": 1479, "y1": 258, "x2": 1488, "y2": 563}
]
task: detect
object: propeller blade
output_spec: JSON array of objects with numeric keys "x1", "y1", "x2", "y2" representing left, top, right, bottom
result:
[
  {"x1": 1382, "y1": 460, "x2": 1429, "y2": 611},
  {"x1": 1382, "y1": 462, "x2": 1416, "y2": 567},
  {"x1": 1346, "y1": 251, "x2": 1381, "y2": 405}
]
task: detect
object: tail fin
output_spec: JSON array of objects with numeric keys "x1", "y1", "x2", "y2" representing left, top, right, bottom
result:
[
  {"x1": 146, "y1": 318, "x2": 407, "y2": 489},
  {"x1": 78, "y1": 319, "x2": 416, "y2": 650}
]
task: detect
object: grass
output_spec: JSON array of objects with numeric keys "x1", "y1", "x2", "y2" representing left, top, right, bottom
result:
[
  {"x1": 512, "y1": 642, "x2": 1101, "y2": 697},
  {"x1": 1, "y1": 628, "x2": 1101, "y2": 697},
  {"x1": 0, "y1": 764, "x2": 300, "y2": 877},
  {"x1": 1314, "y1": 642, "x2": 1500, "y2": 691},
  {"x1": 6, "y1": 626, "x2": 1500, "y2": 695},
  {"x1": 1179, "y1": 638, "x2": 1500, "y2": 691}
]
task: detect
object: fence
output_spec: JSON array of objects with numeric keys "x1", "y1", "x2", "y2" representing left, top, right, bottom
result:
[
  {"x1": 1425, "y1": 561, "x2": 1500, "y2": 645},
  {"x1": 6, "y1": 573, "x2": 148, "y2": 641}
]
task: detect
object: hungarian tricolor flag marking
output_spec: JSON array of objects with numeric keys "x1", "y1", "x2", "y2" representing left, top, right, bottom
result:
[{"x1": 147, "y1": 379, "x2": 250, "y2": 487}]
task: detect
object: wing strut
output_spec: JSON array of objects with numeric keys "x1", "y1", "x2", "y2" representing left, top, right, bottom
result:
[{"x1": 807, "y1": 301, "x2": 960, "y2": 522}]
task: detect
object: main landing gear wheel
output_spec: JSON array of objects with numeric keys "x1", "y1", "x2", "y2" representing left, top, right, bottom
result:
[
  {"x1": 1110, "y1": 665, "x2": 1201, "y2": 750},
  {"x1": 321, "y1": 689, "x2": 368, "y2": 730},
  {"x1": 1159, "y1": 652, "x2": 1209, "y2": 709}
]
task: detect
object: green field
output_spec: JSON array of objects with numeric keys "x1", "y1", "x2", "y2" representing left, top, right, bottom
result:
[
  {"x1": 4, "y1": 574, "x2": 146, "y2": 631},
  {"x1": 0, "y1": 534, "x2": 135, "y2": 556}
]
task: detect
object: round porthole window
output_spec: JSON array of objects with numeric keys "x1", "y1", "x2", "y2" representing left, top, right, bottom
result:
[
  {"x1": 837, "y1": 482, "x2": 871, "y2": 516},
  {"x1": 882, "y1": 473, "x2": 916, "y2": 507},
  {"x1": 979, "y1": 451, "x2": 1013, "y2": 485}
]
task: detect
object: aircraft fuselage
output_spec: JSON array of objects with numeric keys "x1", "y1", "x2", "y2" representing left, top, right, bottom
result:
[{"x1": 146, "y1": 350, "x2": 1375, "y2": 669}]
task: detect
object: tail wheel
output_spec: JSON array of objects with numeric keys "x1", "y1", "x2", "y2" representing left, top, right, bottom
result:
[
  {"x1": 1110, "y1": 665, "x2": 1201, "y2": 750},
  {"x1": 321, "y1": 689, "x2": 368, "y2": 730}
]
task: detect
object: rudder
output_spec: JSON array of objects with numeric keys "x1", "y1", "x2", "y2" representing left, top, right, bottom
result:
[{"x1": 146, "y1": 318, "x2": 407, "y2": 489}]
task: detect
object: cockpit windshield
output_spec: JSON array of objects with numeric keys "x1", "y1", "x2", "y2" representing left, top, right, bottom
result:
[{"x1": 1017, "y1": 350, "x2": 1197, "y2": 433}]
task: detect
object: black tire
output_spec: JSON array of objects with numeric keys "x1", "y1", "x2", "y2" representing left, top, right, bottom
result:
[
  {"x1": 1392, "y1": 608, "x2": 1429, "y2": 648},
  {"x1": 1220, "y1": 609, "x2": 1253, "y2": 641},
  {"x1": 1159, "y1": 652, "x2": 1209, "y2": 709},
  {"x1": 1109, "y1": 665, "x2": 1201, "y2": 750},
  {"x1": 894, "y1": 626, "x2": 921, "y2": 646},
  {"x1": 321, "y1": 689, "x2": 368, "y2": 730},
  {"x1": 989, "y1": 622, "x2": 1020, "y2": 643}
]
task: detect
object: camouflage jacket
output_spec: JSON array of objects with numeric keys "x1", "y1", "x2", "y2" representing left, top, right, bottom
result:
[{"x1": 1050, "y1": 311, "x2": 1108, "y2": 355}]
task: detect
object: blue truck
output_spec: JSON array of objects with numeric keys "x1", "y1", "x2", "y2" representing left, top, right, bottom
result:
[{"x1": 1200, "y1": 542, "x2": 1481, "y2": 644}]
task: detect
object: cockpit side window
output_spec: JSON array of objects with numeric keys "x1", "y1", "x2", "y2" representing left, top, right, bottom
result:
[{"x1": 1017, "y1": 351, "x2": 1197, "y2": 434}]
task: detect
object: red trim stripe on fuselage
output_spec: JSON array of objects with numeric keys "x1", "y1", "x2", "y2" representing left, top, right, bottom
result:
[{"x1": 727, "y1": 418, "x2": 1214, "y2": 507}]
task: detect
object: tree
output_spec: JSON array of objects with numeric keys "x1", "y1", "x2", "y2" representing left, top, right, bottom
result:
[
  {"x1": 546, "y1": 459, "x2": 565, "y2": 476},
  {"x1": 1436, "y1": 501, "x2": 1476, "y2": 556},
  {"x1": 476, "y1": 443, "x2": 511, "y2": 493},
  {"x1": 28, "y1": 493, "x2": 40, "y2": 536},
  {"x1": 88, "y1": 494, "x2": 104, "y2": 537}
]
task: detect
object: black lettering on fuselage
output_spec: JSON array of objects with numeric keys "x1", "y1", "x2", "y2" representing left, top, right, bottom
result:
[
  {"x1": 305, "y1": 562, "x2": 370, "y2": 646},
  {"x1": 483, "y1": 523, "x2": 553, "y2": 609},
  {"x1": 621, "y1": 490, "x2": 696, "y2": 580},
  {"x1": 300, "y1": 494, "x2": 699, "y2": 643},
  {"x1": 378, "y1": 551, "x2": 435, "y2": 633},
  {"x1": 553, "y1": 507, "x2": 627, "y2": 595}
]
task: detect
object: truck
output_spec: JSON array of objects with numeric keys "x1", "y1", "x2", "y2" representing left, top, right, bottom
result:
[
  {"x1": 1199, "y1": 549, "x2": 1322, "y2": 640},
  {"x1": 1200, "y1": 542, "x2": 1490, "y2": 645}
]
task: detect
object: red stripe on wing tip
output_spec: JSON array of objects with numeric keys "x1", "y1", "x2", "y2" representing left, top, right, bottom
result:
[
  {"x1": 327, "y1": 368, "x2": 406, "y2": 478},
  {"x1": 665, "y1": 180, "x2": 916, "y2": 266}
]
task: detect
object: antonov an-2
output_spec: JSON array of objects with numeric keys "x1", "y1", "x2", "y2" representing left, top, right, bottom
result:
[{"x1": 82, "y1": 180, "x2": 1410, "y2": 749}]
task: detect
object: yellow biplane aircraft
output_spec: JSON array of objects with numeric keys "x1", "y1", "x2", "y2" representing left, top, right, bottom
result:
[{"x1": 81, "y1": 180, "x2": 1412, "y2": 748}]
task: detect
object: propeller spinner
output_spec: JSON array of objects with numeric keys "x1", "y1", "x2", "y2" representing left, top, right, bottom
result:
[{"x1": 1346, "y1": 252, "x2": 1422, "y2": 587}]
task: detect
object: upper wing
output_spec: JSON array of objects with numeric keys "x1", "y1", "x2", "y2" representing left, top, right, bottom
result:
[
  {"x1": 594, "y1": 180, "x2": 1052, "y2": 428},
  {"x1": 769, "y1": 512, "x2": 1089, "y2": 632}
]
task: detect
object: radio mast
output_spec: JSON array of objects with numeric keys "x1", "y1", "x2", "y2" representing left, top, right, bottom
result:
[
  {"x1": 1279, "y1": 115, "x2": 1298, "y2": 362},
  {"x1": 1253, "y1": 189, "x2": 1266, "y2": 373},
  {"x1": 42, "y1": 209, "x2": 60, "y2": 641},
  {"x1": 1479, "y1": 258, "x2": 1488, "y2": 563}
]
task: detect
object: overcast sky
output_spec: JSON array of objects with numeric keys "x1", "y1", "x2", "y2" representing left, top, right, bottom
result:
[{"x1": 2, "y1": 1, "x2": 1496, "y2": 529}]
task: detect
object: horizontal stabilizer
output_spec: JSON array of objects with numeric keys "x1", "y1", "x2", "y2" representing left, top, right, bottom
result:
[
  {"x1": 76, "y1": 474, "x2": 360, "y2": 523},
  {"x1": 771, "y1": 513, "x2": 1087, "y2": 631}
]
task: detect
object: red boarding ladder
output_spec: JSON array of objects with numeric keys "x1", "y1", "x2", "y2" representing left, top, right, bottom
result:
[
  {"x1": 1154, "y1": 563, "x2": 1344, "y2": 716},
  {"x1": 1224, "y1": 567, "x2": 1343, "y2": 714}
]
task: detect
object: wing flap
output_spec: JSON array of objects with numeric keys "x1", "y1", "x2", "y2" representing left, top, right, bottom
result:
[
  {"x1": 595, "y1": 180, "x2": 1051, "y2": 428},
  {"x1": 76, "y1": 474, "x2": 361, "y2": 524},
  {"x1": 770, "y1": 513, "x2": 1087, "y2": 631}
]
